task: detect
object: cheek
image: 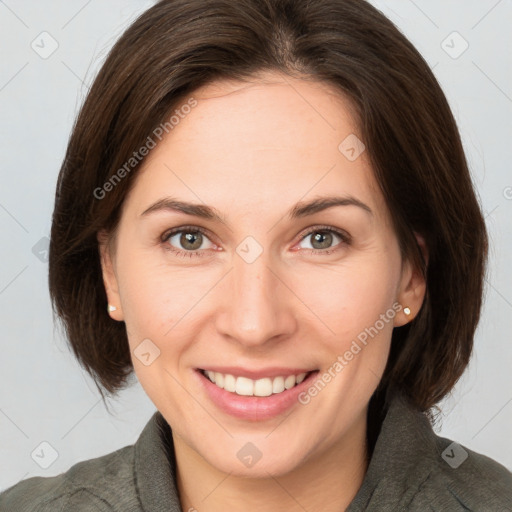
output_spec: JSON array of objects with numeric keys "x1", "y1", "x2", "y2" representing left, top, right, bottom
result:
[
  {"x1": 116, "y1": 247, "x2": 217, "y2": 345},
  {"x1": 114, "y1": 254, "x2": 204, "y2": 403},
  {"x1": 114, "y1": 242, "x2": 172, "y2": 336},
  {"x1": 292, "y1": 257, "x2": 400, "y2": 341}
]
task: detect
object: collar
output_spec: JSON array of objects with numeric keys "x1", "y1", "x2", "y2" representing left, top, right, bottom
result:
[
  {"x1": 134, "y1": 410, "x2": 182, "y2": 512},
  {"x1": 134, "y1": 392, "x2": 434, "y2": 511},
  {"x1": 346, "y1": 392, "x2": 436, "y2": 510}
]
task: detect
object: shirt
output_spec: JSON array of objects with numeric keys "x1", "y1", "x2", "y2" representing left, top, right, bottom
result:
[{"x1": 1, "y1": 392, "x2": 511, "y2": 511}]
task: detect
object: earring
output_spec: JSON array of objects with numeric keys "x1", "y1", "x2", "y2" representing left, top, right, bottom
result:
[
  {"x1": 108, "y1": 304, "x2": 117, "y2": 312},
  {"x1": 403, "y1": 307, "x2": 411, "y2": 316}
]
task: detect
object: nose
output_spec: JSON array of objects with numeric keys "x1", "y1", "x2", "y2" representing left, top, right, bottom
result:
[{"x1": 215, "y1": 249, "x2": 297, "y2": 348}]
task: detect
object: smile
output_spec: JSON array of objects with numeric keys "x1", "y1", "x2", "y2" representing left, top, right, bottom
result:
[
  {"x1": 200, "y1": 369, "x2": 311, "y2": 397},
  {"x1": 195, "y1": 366, "x2": 320, "y2": 420}
]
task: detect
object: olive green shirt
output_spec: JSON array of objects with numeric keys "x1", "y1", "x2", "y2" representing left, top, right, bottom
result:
[{"x1": 1, "y1": 393, "x2": 511, "y2": 511}]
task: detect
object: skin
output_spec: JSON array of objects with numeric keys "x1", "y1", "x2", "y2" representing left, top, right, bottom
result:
[{"x1": 99, "y1": 70, "x2": 427, "y2": 512}]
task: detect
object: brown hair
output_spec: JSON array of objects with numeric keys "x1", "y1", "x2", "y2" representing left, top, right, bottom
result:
[{"x1": 49, "y1": 0, "x2": 488, "y2": 429}]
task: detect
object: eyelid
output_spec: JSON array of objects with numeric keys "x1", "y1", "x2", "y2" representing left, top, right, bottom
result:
[
  {"x1": 160, "y1": 224, "x2": 214, "y2": 244},
  {"x1": 297, "y1": 224, "x2": 351, "y2": 243}
]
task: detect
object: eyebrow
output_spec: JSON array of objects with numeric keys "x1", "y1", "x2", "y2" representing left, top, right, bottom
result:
[{"x1": 140, "y1": 195, "x2": 373, "y2": 224}]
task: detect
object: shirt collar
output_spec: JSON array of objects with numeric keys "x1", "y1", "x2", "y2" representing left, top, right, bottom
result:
[
  {"x1": 134, "y1": 392, "x2": 434, "y2": 511},
  {"x1": 134, "y1": 410, "x2": 182, "y2": 512},
  {"x1": 347, "y1": 391, "x2": 437, "y2": 510}
]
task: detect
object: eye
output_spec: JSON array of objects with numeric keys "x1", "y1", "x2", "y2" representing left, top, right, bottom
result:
[
  {"x1": 160, "y1": 224, "x2": 351, "y2": 259},
  {"x1": 161, "y1": 226, "x2": 217, "y2": 258},
  {"x1": 297, "y1": 226, "x2": 351, "y2": 254}
]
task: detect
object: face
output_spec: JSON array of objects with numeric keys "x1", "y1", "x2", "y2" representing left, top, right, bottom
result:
[{"x1": 99, "y1": 71, "x2": 426, "y2": 478}]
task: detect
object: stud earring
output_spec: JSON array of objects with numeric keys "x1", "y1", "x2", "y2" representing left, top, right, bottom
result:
[
  {"x1": 108, "y1": 304, "x2": 117, "y2": 313},
  {"x1": 403, "y1": 307, "x2": 411, "y2": 316}
]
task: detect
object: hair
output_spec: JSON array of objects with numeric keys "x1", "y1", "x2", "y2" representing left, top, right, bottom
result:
[{"x1": 49, "y1": 0, "x2": 488, "y2": 445}]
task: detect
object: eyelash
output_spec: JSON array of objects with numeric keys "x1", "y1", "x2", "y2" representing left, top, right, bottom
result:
[{"x1": 160, "y1": 224, "x2": 351, "y2": 259}]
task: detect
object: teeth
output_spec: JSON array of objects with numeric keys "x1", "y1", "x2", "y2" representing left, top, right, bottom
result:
[
  {"x1": 203, "y1": 370, "x2": 310, "y2": 396},
  {"x1": 296, "y1": 372, "x2": 307, "y2": 384},
  {"x1": 224, "y1": 373, "x2": 236, "y2": 392},
  {"x1": 284, "y1": 375, "x2": 295, "y2": 389},
  {"x1": 254, "y1": 378, "x2": 273, "y2": 397},
  {"x1": 236, "y1": 376, "x2": 254, "y2": 396},
  {"x1": 272, "y1": 376, "x2": 285, "y2": 394},
  {"x1": 214, "y1": 372, "x2": 224, "y2": 388}
]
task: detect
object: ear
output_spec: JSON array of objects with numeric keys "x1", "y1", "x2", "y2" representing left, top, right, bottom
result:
[
  {"x1": 394, "y1": 233, "x2": 428, "y2": 327},
  {"x1": 97, "y1": 229, "x2": 124, "y2": 321}
]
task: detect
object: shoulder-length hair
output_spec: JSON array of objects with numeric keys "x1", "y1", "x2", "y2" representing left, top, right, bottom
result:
[{"x1": 49, "y1": 0, "x2": 487, "y2": 426}]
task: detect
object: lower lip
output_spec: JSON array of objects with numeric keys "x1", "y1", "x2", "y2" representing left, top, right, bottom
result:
[{"x1": 195, "y1": 369, "x2": 319, "y2": 421}]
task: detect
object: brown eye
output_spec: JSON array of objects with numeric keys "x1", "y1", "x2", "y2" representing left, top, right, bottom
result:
[
  {"x1": 310, "y1": 231, "x2": 335, "y2": 250},
  {"x1": 298, "y1": 227, "x2": 350, "y2": 253},
  {"x1": 162, "y1": 226, "x2": 216, "y2": 257},
  {"x1": 177, "y1": 231, "x2": 203, "y2": 250}
]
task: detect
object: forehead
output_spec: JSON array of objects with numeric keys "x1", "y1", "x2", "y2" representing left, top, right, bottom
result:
[
  {"x1": 178, "y1": 72, "x2": 360, "y2": 156},
  {"x1": 127, "y1": 72, "x2": 387, "y2": 225}
]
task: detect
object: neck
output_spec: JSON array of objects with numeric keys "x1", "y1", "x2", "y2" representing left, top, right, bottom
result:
[{"x1": 173, "y1": 410, "x2": 369, "y2": 512}]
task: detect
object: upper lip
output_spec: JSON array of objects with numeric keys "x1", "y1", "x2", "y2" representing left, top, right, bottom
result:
[{"x1": 198, "y1": 366, "x2": 317, "y2": 380}]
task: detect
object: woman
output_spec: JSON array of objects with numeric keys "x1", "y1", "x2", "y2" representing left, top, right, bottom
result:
[{"x1": 1, "y1": 0, "x2": 510, "y2": 510}]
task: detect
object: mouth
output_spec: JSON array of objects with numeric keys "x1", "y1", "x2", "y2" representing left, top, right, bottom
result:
[
  {"x1": 195, "y1": 367, "x2": 319, "y2": 421},
  {"x1": 198, "y1": 368, "x2": 315, "y2": 397}
]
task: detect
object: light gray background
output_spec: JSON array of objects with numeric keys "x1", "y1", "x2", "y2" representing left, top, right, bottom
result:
[{"x1": 1, "y1": 0, "x2": 511, "y2": 490}]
